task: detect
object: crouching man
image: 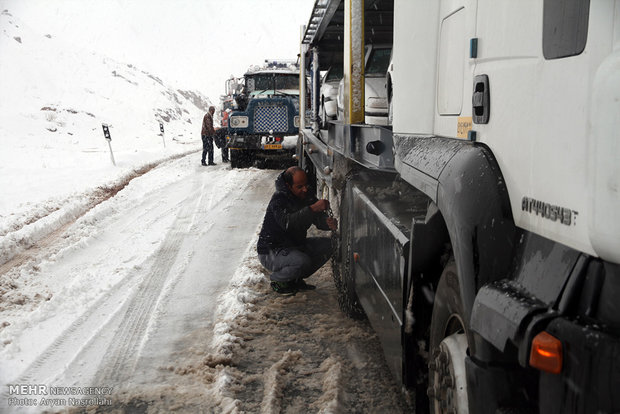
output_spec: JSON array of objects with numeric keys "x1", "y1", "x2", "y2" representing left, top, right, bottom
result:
[{"x1": 257, "y1": 166, "x2": 338, "y2": 295}]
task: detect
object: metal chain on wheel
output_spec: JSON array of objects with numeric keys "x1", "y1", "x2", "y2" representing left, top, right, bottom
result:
[{"x1": 321, "y1": 184, "x2": 339, "y2": 255}]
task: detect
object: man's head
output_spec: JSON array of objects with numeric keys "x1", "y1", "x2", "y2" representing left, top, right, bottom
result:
[
  {"x1": 209, "y1": 106, "x2": 215, "y2": 115},
  {"x1": 283, "y1": 166, "x2": 309, "y2": 200}
]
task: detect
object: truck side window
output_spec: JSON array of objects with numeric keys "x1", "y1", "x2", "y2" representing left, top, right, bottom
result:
[{"x1": 543, "y1": 0, "x2": 590, "y2": 59}]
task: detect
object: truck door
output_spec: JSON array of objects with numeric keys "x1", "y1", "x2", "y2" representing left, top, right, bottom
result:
[{"x1": 472, "y1": 0, "x2": 610, "y2": 258}]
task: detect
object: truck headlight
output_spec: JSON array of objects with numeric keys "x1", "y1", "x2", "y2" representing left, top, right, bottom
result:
[
  {"x1": 230, "y1": 115, "x2": 249, "y2": 128},
  {"x1": 294, "y1": 115, "x2": 300, "y2": 127}
]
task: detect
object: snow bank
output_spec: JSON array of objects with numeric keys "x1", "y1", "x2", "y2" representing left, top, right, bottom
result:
[{"x1": 210, "y1": 233, "x2": 266, "y2": 357}]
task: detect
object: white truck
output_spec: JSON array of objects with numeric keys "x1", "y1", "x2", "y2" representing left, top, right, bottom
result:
[{"x1": 298, "y1": 1, "x2": 620, "y2": 413}]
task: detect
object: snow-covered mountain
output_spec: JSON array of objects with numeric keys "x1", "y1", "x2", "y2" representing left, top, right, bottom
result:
[{"x1": 0, "y1": 7, "x2": 211, "y2": 227}]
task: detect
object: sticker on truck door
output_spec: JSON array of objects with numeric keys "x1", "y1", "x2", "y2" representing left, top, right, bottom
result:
[{"x1": 457, "y1": 116, "x2": 473, "y2": 139}]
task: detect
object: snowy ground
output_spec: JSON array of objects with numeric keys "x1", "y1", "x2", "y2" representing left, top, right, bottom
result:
[{"x1": 1, "y1": 155, "x2": 409, "y2": 413}]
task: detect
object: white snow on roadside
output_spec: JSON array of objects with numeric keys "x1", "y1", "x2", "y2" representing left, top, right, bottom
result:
[
  {"x1": 0, "y1": 3, "x2": 213, "y2": 378},
  {"x1": 211, "y1": 233, "x2": 266, "y2": 357},
  {"x1": 0, "y1": 5, "x2": 210, "y2": 241},
  {"x1": 0, "y1": 156, "x2": 201, "y2": 384}
]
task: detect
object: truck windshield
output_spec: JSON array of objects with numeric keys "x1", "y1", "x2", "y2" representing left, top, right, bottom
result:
[{"x1": 248, "y1": 74, "x2": 300, "y2": 92}]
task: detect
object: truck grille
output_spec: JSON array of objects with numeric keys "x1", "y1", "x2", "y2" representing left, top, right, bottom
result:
[{"x1": 253, "y1": 104, "x2": 288, "y2": 133}]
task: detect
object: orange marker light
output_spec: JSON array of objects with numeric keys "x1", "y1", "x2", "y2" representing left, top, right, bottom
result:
[
  {"x1": 353, "y1": 252, "x2": 360, "y2": 263},
  {"x1": 529, "y1": 331, "x2": 563, "y2": 374}
]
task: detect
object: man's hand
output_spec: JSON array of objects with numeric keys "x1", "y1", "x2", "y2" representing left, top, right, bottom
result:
[
  {"x1": 310, "y1": 199, "x2": 330, "y2": 213},
  {"x1": 326, "y1": 217, "x2": 338, "y2": 231}
]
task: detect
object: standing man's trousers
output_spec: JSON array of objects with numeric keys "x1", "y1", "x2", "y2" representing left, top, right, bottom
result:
[{"x1": 201, "y1": 134, "x2": 214, "y2": 164}]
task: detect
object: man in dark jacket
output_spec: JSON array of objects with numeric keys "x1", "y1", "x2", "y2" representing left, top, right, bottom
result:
[
  {"x1": 201, "y1": 106, "x2": 216, "y2": 166},
  {"x1": 258, "y1": 167, "x2": 338, "y2": 295}
]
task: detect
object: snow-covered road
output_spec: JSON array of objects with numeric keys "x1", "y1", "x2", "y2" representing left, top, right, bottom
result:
[
  {"x1": 1, "y1": 155, "x2": 276, "y2": 410},
  {"x1": 1, "y1": 155, "x2": 409, "y2": 413}
]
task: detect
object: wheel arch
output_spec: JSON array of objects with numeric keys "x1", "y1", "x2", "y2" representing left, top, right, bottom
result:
[{"x1": 435, "y1": 143, "x2": 518, "y2": 344}]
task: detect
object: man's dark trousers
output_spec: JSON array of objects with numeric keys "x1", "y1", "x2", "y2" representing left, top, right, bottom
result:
[
  {"x1": 201, "y1": 134, "x2": 214, "y2": 165},
  {"x1": 258, "y1": 237, "x2": 332, "y2": 282}
]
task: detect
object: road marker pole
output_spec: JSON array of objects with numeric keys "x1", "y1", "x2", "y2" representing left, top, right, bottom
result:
[
  {"x1": 102, "y1": 124, "x2": 116, "y2": 166},
  {"x1": 159, "y1": 122, "x2": 166, "y2": 148}
]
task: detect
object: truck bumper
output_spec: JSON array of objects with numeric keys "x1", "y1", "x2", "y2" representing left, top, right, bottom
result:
[
  {"x1": 467, "y1": 315, "x2": 620, "y2": 413},
  {"x1": 469, "y1": 257, "x2": 620, "y2": 413},
  {"x1": 228, "y1": 135, "x2": 296, "y2": 163},
  {"x1": 539, "y1": 317, "x2": 620, "y2": 413}
]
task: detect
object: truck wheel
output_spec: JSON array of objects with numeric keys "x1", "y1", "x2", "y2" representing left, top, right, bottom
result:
[
  {"x1": 428, "y1": 261, "x2": 470, "y2": 414},
  {"x1": 230, "y1": 149, "x2": 239, "y2": 168},
  {"x1": 242, "y1": 150, "x2": 256, "y2": 168},
  {"x1": 331, "y1": 187, "x2": 365, "y2": 320},
  {"x1": 256, "y1": 157, "x2": 267, "y2": 169}
]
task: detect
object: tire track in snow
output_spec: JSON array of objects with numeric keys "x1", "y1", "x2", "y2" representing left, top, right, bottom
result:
[
  {"x1": 2, "y1": 165, "x2": 209, "y2": 398},
  {"x1": 0, "y1": 152, "x2": 196, "y2": 271},
  {"x1": 260, "y1": 350, "x2": 302, "y2": 414},
  {"x1": 94, "y1": 223, "x2": 190, "y2": 384},
  {"x1": 1, "y1": 163, "x2": 245, "y2": 395},
  {"x1": 94, "y1": 168, "x2": 255, "y2": 386},
  {"x1": 1, "y1": 265, "x2": 142, "y2": 405}
]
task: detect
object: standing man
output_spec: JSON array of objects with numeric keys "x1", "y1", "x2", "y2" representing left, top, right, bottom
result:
[
  {"x1": 201, "y1": 106, "x2": 216, "y2": 166},
  {"x1": 257, "y1": 166, "x2": 338, "y2": 295}
]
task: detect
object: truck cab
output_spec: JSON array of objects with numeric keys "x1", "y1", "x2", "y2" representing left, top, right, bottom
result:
[
  {"x1": 299, "y1": 1, "x2": 620, "y2": 413},
  {"x1": 227, "y1": 61, "x2": 302, "y2": 168}
]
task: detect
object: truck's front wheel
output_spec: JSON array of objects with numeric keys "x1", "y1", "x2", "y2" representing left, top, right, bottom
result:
[
  {"x1": 428, "y1": 261, "x2": 470, "y2": 414},
  {"x1": 230, "y1": 149, "x2": 240, "y2": 168}
]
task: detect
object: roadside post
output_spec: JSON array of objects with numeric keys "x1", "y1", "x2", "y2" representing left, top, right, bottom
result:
[
  {"x1": 102, "y1": 123, "x2": 116, "y2": 166},
  {"x1": 159, "y1": 122, "x2": 166, "y2": 148}
]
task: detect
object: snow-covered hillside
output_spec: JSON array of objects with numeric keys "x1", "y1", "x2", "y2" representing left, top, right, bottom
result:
[{"x1": 0, "y1": 7, "x2": 211, "y2": 229}]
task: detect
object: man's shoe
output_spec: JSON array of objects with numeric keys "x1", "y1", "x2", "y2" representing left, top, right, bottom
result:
[
  {"x1": 294, "y1": 279, "x2": 316, "y2": 291},
  {"x1": 208, "y1": 162, "x2": 217, "y2": 166},
  {"x1": 271, "y1": 281, "x2": 298, "y2": 296},
  {"x1": 201, "y1": 162, "x2": 207, "y2": 166}
]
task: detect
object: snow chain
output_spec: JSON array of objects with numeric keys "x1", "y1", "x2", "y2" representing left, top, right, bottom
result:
[{"x1": 326, "y1": 206, "x2": 340, "y2": 256}]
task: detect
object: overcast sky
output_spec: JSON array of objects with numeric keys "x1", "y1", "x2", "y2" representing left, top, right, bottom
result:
[{"x1": 4, "y1": 0, "x2": 315, "y2": 103}]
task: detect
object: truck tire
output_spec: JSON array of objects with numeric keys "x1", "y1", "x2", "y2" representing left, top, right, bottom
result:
[
  {"x1": 230, "y1": 149, "x2": 240, "y2": 168},
  {"x1": 256, "y1": 157, "x2": 267, "y2": 169},
  {"x1": 428, "y1": 261, "x2": 470, "y2": 414},
  {"x1": 331, "y1": 185, "x2": 366, "y2": 320},
  {"x1": 242, "y1": 150, "x2": 256, "y2": 168}
]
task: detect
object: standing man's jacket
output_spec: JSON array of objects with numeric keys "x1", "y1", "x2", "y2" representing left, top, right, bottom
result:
[
  {"x1": 201, "y1": 112, "x2": 215, "y2": 136},
  {"x1": 257, "y1": 172, "x2": 330, "y2": 254}
]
